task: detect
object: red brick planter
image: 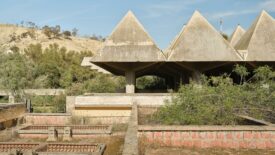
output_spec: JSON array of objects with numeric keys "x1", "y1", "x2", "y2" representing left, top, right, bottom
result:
[{"x1": 138, "y1": 125, "x2": 275, "y2": 149}]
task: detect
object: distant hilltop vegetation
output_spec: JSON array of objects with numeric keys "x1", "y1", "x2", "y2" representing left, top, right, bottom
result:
[{"x1": 0, "y1": 23, "x2": 103, "y2": 53}]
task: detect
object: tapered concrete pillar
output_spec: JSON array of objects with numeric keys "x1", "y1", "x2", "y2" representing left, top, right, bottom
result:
[
  {"x1": 191, "y1": 70, "x2": 202, "y2": 84},
  {"x1": 125, "y1": 71, "x2": 136, "y2": 93}
]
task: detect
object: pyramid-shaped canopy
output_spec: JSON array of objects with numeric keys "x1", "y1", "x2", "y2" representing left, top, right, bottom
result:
[
  {"x1": 235, "y1": 11, "x2": 275, "y2": 61},
  {"x1": 229, "y1": 25, "x2": 245, "y2": 47},
  {"x1": 167, "y1": 11, "x2": 241, "y2": 61},
  {"x1": 91, "y1": 11, "x2": 165, "y2": 62}
]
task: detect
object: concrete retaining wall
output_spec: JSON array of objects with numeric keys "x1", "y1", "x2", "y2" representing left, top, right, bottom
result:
[
  {"x1": 138, "y1": 125, "x2": 275, "y2": 149},
  {"x1": 24, "y1": 113, "x2": 129, "y2": 125},
  {"x1": 75, "y1": 93, "x2": 171, "y2": 106},
  {"x1": 0, "y1": 89, "x2": 65, "y2": 96},
  {"x1": 24, "y1": 113, "x2": 71, "y2": 125},
  {"x1": 0, "y1": 103, "x2": 25, "y2": 123}
]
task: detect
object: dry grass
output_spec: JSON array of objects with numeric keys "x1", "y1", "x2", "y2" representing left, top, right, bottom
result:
[{"x1": 0, "y1": 24, "x2": 102, "y2": 53}]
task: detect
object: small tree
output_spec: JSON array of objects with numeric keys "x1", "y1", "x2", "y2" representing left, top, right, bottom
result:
[
  {"x1": 42, "y1": 25, "x2": 53, "y2": 38},
  {"x1": 52, "y1": 25, "x2": 61, "y2": 38},
  {"x1": 63, "y1": 31, "x2": 71, "y2": 39},
  {"x1": 72, "y1": 28, "x2": 78, "y2": 36},
  {"x1": 233, "y1": 64, "x2": 249, "y2": 84}
]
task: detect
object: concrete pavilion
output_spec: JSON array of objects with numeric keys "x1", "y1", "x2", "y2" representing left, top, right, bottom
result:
[
  {"x1": 83, "y1": 11, "x2": 166, "y2": 93},
  {"x1": 82, "y1": 10, "x2": 275, "y2": 93},
  {"x1": 166, "y1": 11, "x2": 242, "y2": 82}
]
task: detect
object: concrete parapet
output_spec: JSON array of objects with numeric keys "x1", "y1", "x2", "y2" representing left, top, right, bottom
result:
[
  {"x1": 122, "y1": 104, "x2": 138, "y2": 155},
  {"x1": 75, "y1": 93, "x2": 172, "y2": 106}
]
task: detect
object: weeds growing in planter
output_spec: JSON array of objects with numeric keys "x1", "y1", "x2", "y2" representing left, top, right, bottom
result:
[{"x1": 153, "y1": 65, "x2": 275, "y2": 125}]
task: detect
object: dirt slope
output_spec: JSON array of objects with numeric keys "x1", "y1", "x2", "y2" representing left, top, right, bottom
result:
[{"x1": 0, "y1": 24, "x2": 102, "y2": 53}]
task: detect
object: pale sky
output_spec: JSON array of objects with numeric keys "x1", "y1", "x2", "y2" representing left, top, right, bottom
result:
[{"x1": 0, "y1": 0, "x2": 275, "y2": 48}]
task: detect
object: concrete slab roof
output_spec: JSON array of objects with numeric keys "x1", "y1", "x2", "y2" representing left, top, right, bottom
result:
[
  {"x1": 90, "y1": 11, "x2": 166, "y2": 62},
  {"x1": 167, "y1": 11, "x2": 242, "y2": 62},
  {"x1": 81, "y1": 57, "x2": 111, "y2": 74},
  {"x1": 235, "y1": 11, "x2": 275, "y2": 61},
  {"x1": 229, "y1": 25, "x2": 245, "y2": 47}
]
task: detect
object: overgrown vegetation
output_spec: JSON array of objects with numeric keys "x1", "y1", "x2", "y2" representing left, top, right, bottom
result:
[
  {"x1": 136, "y1": 76, "x2": 166, "y2": 90},
  {"x1": 0, "y1": 43, "x2": 125, "y2": 112},
  {"x1": 153, "y1": 65, "x2": 275, "y2": 125},
  {"x1": 0, "y1": 96, "x2": 8, "y2": 103},
  {"x1": 29, "y1": 94, "x2": 66, "y2": 113}
]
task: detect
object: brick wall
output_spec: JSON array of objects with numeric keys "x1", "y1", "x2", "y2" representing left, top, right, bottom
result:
[{"x1": 138, "y1": 125, "x2": 275, "y2": 149}]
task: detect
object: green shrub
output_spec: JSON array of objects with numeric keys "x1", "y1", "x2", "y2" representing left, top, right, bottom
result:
[
  {"x1": 30, "y1": 94, "x2": 66, "y2": 113},
  {"x1": 136, "y1": 76, "x2": 166, "y2": 90},
  {"x1": 153, "y1": 65, "x2": 275, "y2": 125}
]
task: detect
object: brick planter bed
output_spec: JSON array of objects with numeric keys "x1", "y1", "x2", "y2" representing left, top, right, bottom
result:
[
  {"x1": 0, "y1": 142, "x2": 40, "y2": 154},
  {"x1": 36, "y1": 143, "x2": 106, "y2": 155},
  {"x1": 138, "y1": 125, "x2": 275, "y2": 149},
  {"x1": 0, "y1": 143, "x2": 105, "y2": 155},
  {"x1": 17, "y1": 125, "x2": 112, "y2": 139}
]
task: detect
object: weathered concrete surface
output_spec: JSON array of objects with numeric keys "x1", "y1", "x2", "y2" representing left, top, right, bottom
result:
[
  {"x1": 125, "y1": 71, "x2": 136, "y2": 93},
  {"x1": 81, "y1": 57, "x2": 111, "y2": 74},
  {"x1": 73, "y1": 108, "x2": 131, "y2": 117},
  {"x1": 91, "y1": 11, "x2": 165, "y2": 62},
  {"x1": 0, "y1": 103, "x2": 25, "y2": 123},
  {"x1": 24, "y1": 112, "x2": 130, "y2": 125},
  {"x1": 235, "y1": 11, "x2": 275, "y2": 61},
  {"x1": 229, "y1": 25, "x2": 245, "y2": 47},
  {"x1": 122, "y1": 104, "x2": 138, "y2": 155},
  {"x1": 167, "y1": 11, "x2": 242, "y2": 61},
  {"x1": 0, "y1": 89, "x2": 65, "y2": 96},
  {"x1": 66, "y1": 96, "x2": 76, "y2": 114},
  {"x1": 75, "y1": 93, "x2": 171, "y2": 106},
  {"x1": 24, "y1": 113, "x2": 71, "y2": 125}
]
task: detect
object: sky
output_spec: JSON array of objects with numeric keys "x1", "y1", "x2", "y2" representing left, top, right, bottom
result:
[{"x1": 0, "y1": 0, "x2": 275, "y2": 49}]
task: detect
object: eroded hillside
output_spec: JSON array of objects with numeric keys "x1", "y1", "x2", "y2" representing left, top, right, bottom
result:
[{"x1": 0, "y1": 24, "x2": 102, "y2": 53}]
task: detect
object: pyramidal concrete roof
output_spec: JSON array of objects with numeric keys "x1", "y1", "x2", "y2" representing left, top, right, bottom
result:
[
  {"x1": 229, "y1": 25, "x2": 245, "y2": 47},
  {"x1": 167, "y1": 11, "x2": 242, "y2": 62},
  {"x1": 91, "y1": 10, "x2": 165, "y2": 62},
  {"x1": 81, "y1": 57, "x2": 111, "y2": 74},
  {"x1": 235, "y1": 10, "x2": 275, "y2": 61}
]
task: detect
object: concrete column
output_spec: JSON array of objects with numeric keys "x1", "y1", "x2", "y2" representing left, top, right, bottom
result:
[
  {"x1": 191, "y1": 70, "x2": 202, "y2": 84},
  {"x1": 8, "y1": 95, "x2": 15, "y2": 103},
  {"x1": 125, "y1": 71, "x2": 136, "y2": 94}
]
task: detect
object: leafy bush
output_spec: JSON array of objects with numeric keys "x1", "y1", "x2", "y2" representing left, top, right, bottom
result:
[
  {"x1": 0, "y1": 43, "x2": 127, "y2": 102},
  {"x1": 0, "y1": 96, "x2": 8, "y2": 103},
  {"x1": 136, "y1": 76, "x2": 166, "y2": 90},
  {"x1": 0, "y1": 50, "x2": 34, "y2": 96},
  {"x1": 42, "y1": 25, "x2": 61, "y2": 39},
  {"x1": 153, "y1": 65, "x2": 275, "y2": 125},
  {"x1": 67, "y1": 75, "x2": 125, "y2": 95},
  {"x1": 30, "y1": 94, "x2": 66, "y2": 113}
]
